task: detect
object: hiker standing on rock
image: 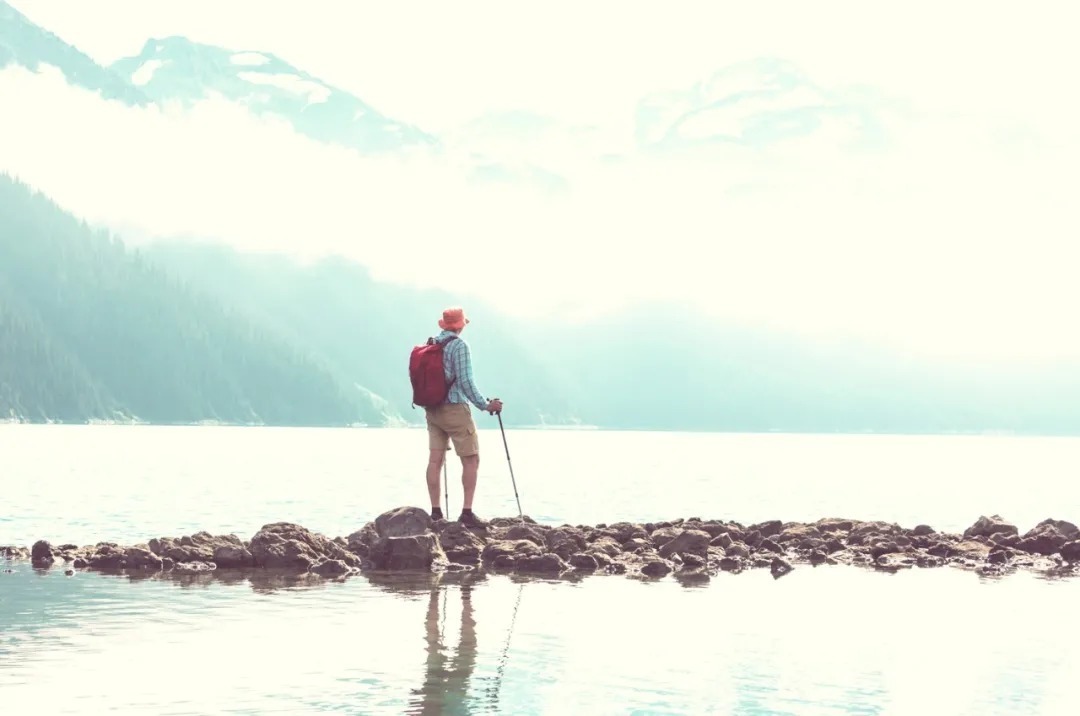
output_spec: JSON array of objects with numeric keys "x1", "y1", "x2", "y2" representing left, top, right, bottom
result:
[{"x1": 410, "y1": 307, "x2": 502, "y2": 527}]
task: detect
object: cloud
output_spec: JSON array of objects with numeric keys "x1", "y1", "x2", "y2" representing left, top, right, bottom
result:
[{"x1": 1, "y1": 56, "x2": 1078, "y2": 362}]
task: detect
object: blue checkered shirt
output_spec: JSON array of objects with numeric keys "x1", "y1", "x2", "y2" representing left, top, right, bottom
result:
[{"x1": 434, "y1": 330, "x2": 489, "y2": 410}]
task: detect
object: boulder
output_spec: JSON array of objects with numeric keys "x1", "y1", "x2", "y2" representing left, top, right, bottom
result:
[
  {"x1": 434, "y1": 522, "x2": 485, "y2": 565},
  {"x1": 505, "y1": 524, "x2": 547, "y2": 547},
  {"x1": 750, "y1": 520, "x2": 784, "y2": 539},
  {"x1": 375, "y1": 507, "x2": 432, "y2": 538},
  {"x1": 31, "y1": 540, "x2": 54, "y2": 567},
  {"x1": 963, "y1": 515, "x2": 1018, "y2": 540},
  {"x1": 125, "y1": 546, "x2": 163, "y2": 570},
  {"x1": 249, "y1": 522, "x2": 358, "y2": 571},
  {"x1": 640, "y1": 558, "x2": 673, "y2": 577},
  {"x1": 1061, "y1": 541, "x2": 1080, "y2": 563},
  {"x1": 770, "y1": 557, "x2": 794, "y2": 578},
  {"x1": 369, "y1": 534, "x2": 446, "y2": 571},
  {"x1": 481, "y1": 539, "x2": 543, "y2": 566},
  {"x1": 311, "y1": 559, "x2": 354, "y2": 577},
  {"x1": 659, "y1": 529, "x2": 710, "y2": 560},
  {"x1": 345, "y1": 523, "x2": 379, "y2": 558},
  {"x1": 545, "y1": 527, "x2": 587, "y2": 559},
  {"x1": 1, "y1": 546, "x2": 29, "y2": 560},
  {"x1": 516, "y1": 553, "x2": 571, "y2": 574},
  {"x1": 569, "y1": 553, "x2": 599, "y2": 571}
]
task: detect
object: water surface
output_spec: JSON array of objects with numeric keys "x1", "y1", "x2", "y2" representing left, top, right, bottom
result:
[{"x1": 3, "y1": 424, "x2": 1080, "y2": 714}]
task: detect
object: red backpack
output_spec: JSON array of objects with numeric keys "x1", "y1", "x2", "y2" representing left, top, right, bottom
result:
[{"x1": 409, "y1": 336, "x2": 457, "y2": 408}]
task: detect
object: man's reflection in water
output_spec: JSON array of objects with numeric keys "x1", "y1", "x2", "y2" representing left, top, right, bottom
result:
[{"x1": 408, "y1": 574, "x2": 480, "y2": 715}]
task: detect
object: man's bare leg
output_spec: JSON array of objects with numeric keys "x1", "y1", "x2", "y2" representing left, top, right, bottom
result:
[
  {"x1": 460, "y1": 454, "x2": 479, "y2": 510},
  {"x1": 427, "y1": 449, "x2": 445, "y2": 509}
]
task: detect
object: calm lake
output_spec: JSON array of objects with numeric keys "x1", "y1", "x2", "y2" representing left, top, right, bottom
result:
[{"x1": 3, "y1": 424, "x2": 1080, "y2": 714}]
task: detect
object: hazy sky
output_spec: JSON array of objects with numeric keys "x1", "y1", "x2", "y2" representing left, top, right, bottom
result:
[{"x1": 3, "y1": 1, "x2": 1078, "y2": 360}]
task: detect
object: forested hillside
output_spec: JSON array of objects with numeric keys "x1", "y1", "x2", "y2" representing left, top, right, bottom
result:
[
  {"x1": 141, "y1": 241, "x2": 580, "y2": 426},
  {"x1": 0, "y1": 174, "x2": 386, "y2": 426},
  {"x1": 6, "y1": 171, "x2": 1080, "y2": 433}
]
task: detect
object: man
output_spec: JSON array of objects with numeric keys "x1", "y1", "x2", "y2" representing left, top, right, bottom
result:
[{"x1": 424, "y1": 306, "x2": 502, "y2": 526}]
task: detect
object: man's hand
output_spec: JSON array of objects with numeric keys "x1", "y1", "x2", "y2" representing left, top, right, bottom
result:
[{"x1": 485, "y1": 398, "x2": 503, "y2": 415}]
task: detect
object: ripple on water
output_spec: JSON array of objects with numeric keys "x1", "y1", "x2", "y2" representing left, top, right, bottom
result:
[{"x1": 2, "y1": 562, "x2": 1080, "y2": 715}]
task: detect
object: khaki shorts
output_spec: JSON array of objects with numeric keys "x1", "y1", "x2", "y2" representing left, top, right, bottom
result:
[{"x1": 426, "y1": 403, "x2": 479, "y2": 457}]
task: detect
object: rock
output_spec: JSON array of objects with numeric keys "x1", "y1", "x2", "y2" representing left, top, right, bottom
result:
[
  {"x1": 598, "y1": 522, "x2": 647, "y2": 543},
  {"x1": 31, "y1": 540, "x2": 54, "y2": 567},
  {"x1": 648, "y1": 526, "x2": 682, "y2": 548},
  {"x1": 750, "y1": 520, "x2": 784, "y2": 538},
  {"x1": 587, "y1": 537, "x2": 622, "y2": 558},
  {"x1": 88, "y1": 545, "x2": 127, "y2": 569},
  {"x1": 963, "y1": 515, "x2": 1018, "y2": 540},
  {"x1": 369, "y1": 534, "x2": 446, "y2": 571},
  {"x1": 72, "y1": 557, "x2": 89, "y2": 568},
  {"x1": 718, "y1": 557, "x2": 742, "y2": 572},
  {"x1": 680, "y1": 554, "x2": 707, "y2": 570},
  {"x1": 726, "y1": 542, "x2": 750, "y2": 560},
  {"x1": 696, "y1": 521, "x2": 728, "y2": 538},
  {"x1": 250, "y1": 522, "x2": 357, "y2": 571},
  {"x1": 815, "y1": 518, "x2": 855, "y2": 533},
  {"x1": 1025, "y1": 518, "x2": 1079, "y2": 540},
  {"x1": 711, "y1": 533, "x2": 734, "y2": 549},
  {"x1": 345, "y1": 523, "x2": 379, "y2": 557},
  {"x1": 954, "y1": 540, "x2": 992, "y2": 559},
  {"x1": 505, "y1": 524, "x2": 547, "y2": 546},
  {"x1": 435, "y1": 522, "x2": 486, "y2": 565},
  {"x1": 640, "y1": 558, "x2": 673, "y2": 577},
  {"x1": 125, "y1": 546, "x2": 163, "y2": 570},
  {"x1": 875, "y1": 553, "x2": 915, "y2": 571},
  {"x1": 987, "y1": 547, "x2": 1015, "y2": 565},
  {"x1": 659, "y1": 529, "x2": 711, "y2": 560},
  {"x1": 569, "y1": 553, "x2": 599, "y2": 571},
  {"x1": 622, "y1": 537, "x2": 652, "y2": 553},
  {"x1": 1017, "y1": 520, "x2": 1076, "y2": 556},
  {"x1": 869, "y1": 541, "x2": 900, "y2": 560},
  {"x1": 213, "y1": 541, "x2": 256, "y2": 569},
  {"x1": 809, "y1": 549, "x2": 828, "y2": 566},
  {"x1": 911, "y1": 524, "x2": 936, "y2": 536},
  {"x1": 374, "y1": 507, "x2": 433, "y2": 538},
  {"x1": 848, "y1": 521, "x2": 901, "y2": 545},
  {"x1": 927, "y1": 541, "x2": 957, "y2": 559},
  {"x1": 777, "y1": 524, "x2": 821, "y2": 543},
  {"x1": 481, "y1": 539, "x2": 543, "y2": 566},
  {"x1": 545, "y1": 527, "x2": 587, "y2": 559},
  {"x1": 2, "y1": 546, "x2": 29, "y2": 560},
  {"x1": 517, "y1": 553, "x2": 571, "y2": 574},
  {"x1": 758, "y1": 538, "x2": 784, "y2": 554},
  {"x1": 311, "y1": 559, "x2": 353, "y2": 577},
  {"x1": 770, "y1": 557, "x2": 794, "y2": 578},
  {"x1": 1061, "y1": 541, "x2": 1080, "y2": 563}
]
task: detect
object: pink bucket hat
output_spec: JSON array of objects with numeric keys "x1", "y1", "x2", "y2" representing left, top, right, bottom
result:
[{"x1": 438, "y1": 306, "x2": 470, "y2": 332}]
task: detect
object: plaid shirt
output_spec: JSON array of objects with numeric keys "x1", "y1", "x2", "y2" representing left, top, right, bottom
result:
[{"x1": 434, "y1": 330, "x2": 489, "y2": 410}]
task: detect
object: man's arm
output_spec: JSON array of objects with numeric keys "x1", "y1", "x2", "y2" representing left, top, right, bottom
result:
[{"x1": 451, "y1": 340, "x2": 490, "y2": 411}]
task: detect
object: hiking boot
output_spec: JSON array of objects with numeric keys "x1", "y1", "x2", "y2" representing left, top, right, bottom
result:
[
  {"x1": 430, "y1": 508, "x2": 444, "y2": 522},
  {"x1": 457, "y1": 510, "x2": 488, "y2": 529}
]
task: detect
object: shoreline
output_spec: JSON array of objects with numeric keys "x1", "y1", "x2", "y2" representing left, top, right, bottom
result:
[
  {"x1": 2, "y1": 420, "x2": 1078, "y2": 439},
  {"x1": 4, "y1": 511, "x2": 1078, "y2": 584}
]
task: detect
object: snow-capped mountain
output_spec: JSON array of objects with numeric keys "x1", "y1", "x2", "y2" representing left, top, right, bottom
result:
[
  {"x1": 0, "y1": 0, "x2": 146, "y2": 104},
  {"x1": 109, "y1": 36, "x2": 437, "y2": 155},
  {"x1": 634, "y1": 58, "x2": 890, "y2": 153}
]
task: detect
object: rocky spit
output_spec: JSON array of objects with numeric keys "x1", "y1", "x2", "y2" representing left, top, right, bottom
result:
[{"x1": 3, "y1": 510, "x2": 1079, "y2": 583}]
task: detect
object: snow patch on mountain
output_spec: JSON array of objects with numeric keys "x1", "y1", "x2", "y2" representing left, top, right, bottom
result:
[{"x1": 130, "y1": 59, "x2": 164, "y2": 87}]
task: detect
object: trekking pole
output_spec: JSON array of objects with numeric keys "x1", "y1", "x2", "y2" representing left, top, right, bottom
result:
[
  {"x1": 496, "y1": 412, "x2": 524, "y2": 523},
  {"x1": 443, "y1": 460, "x2": 449, "y2": 516}
]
